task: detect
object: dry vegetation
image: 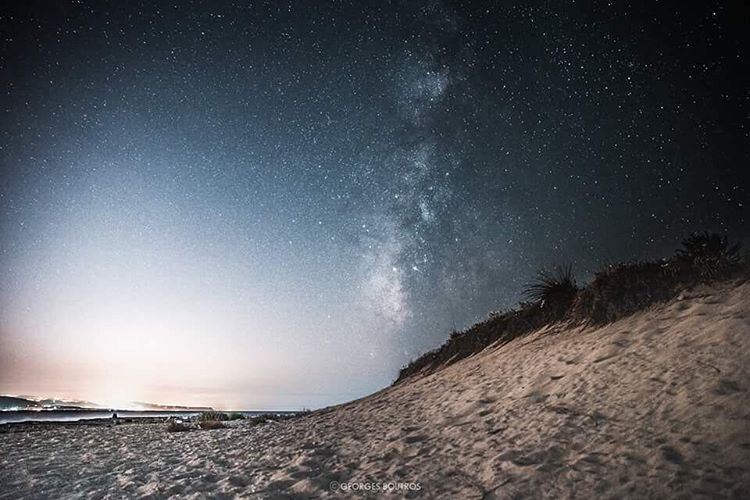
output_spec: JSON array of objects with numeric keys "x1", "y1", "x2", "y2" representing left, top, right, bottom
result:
[
  {"x1": 396, "y1": 232, "x2": 747, "y2": 383},
  {"x1": 165, "y1": 411, "x2": 300, "y2": 432},
  {"x1": 166, "y1": 421, "x2": 191, "y2": 432},
  {"x1": 198, "y1": 420, "x2": 226, "y2": 430}
]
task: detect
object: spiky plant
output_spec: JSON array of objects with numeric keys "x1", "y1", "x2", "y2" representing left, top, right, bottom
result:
[
  {"x1": 198, "y1": 411, "x2": 229, "y2": 422},
  {"x1": 675, "y1": 232, "x2": 741, "y2": 279},
  {"x1": 523, "y1": 265, "x2": 578, "y2": 314}
]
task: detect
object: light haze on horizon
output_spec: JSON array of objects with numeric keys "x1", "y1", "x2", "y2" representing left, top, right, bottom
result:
[{"x1": 1, "y1": 1, "x2": 747, "y2": 409}]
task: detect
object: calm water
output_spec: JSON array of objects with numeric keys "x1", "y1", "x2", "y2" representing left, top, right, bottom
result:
[{"x1": 0, "y1": 410, "x2": 292, "y2": 424}]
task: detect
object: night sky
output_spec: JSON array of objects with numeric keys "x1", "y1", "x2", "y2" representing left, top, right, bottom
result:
[{"x1": 1, "y1": 1, "x2": 747, "y2": 409}]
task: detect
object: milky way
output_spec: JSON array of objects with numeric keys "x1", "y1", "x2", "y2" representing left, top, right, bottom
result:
[{"x1": 0, "y1": 1, "x2": 747, "y2": 408}]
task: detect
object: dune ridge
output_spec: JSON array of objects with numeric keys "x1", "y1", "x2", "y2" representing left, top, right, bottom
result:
[
  {"x1": 2, "y1": 278, "x2": 749, "y2": 498},
  {"x1": 397, "y1": 233, "x2": 746, "y2": 384}
]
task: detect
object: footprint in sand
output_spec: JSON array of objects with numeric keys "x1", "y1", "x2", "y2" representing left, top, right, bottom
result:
[
  {"x1": 660, "y1": 445, "x2": 684, "y2": 464},
  {"x1": 227, "y1": 475, "x2": 249, "y2": 487},
  {"x1": 403, "y1": 434, "x2": 428, "y2": 444},
  {"x1": 714, "y1": 379, "x2": 742, "y2": 395},
  {"x1": 498, "y1": 446, "x2": 564, "y2": 467}
]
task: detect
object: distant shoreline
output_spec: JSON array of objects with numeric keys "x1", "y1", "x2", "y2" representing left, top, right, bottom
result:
[
  {"x1": 0, "y1": 409, "x2": 299, "y2": 427},
  {"x1": 0, "y1": 416, "x2": 172, "y2": 433}
]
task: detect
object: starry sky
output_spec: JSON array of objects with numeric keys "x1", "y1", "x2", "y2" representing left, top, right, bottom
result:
[{"x1": 1, "y1": 1, "x2": 747, "y2": 410}]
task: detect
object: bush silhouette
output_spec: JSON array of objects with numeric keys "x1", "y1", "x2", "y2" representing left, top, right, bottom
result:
[
  {"x1": 523, "y1": 265, "x2": 578, "y2": 318},
  {"x1": 674, "y1": 232, "x2": 741, "y2": 279},
  {"x1": 198, "y1": 411, "x2": 229, "y2": 422},
  {"x1": 395, "y1": 232, "x2": 747, "y2": 384}
]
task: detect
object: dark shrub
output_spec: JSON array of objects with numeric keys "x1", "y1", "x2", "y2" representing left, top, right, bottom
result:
[
  {"x1": 198, "y1": 420, "x2": 226, "y2": 430},
  {"x1": 673, "y1": 232, "x2": 741, "y2": 280},
  {"x1": 166, "y1": 421, "x2": 191, "y2": 432},
  {"x1": 571, "y1": 260, "x2": 674, "y2": 323},
  {"x1": 523, "y1": 265, "x2": 578, "y2": 318},
  {"x1": 448, "y1": 329, "x2": 463, "y2": 341},
  {"x1": 227, "y1": 412, "x2": 246, "y2": 420},
  {"x1": 198, "y1": 411, "x2": 229, "y2": 422}
]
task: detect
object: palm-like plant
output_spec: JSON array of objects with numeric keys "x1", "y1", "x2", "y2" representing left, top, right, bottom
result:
[{"x1": 523, "y1": 265, "x2": 578, "y2": 311}]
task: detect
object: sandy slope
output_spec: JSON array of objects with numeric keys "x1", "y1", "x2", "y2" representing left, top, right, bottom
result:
[{"x1": 1, "y1": 280, "x2": 749, "y2": 499}]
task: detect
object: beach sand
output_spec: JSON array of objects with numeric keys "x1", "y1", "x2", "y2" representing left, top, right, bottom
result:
[{"x1": 2, "y1": 279, "x2": 749, "y2": 498}]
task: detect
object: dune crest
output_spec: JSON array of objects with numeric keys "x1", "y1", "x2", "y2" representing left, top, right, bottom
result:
[
  {"x1": 2, "y1": 279, "x2": 748, "y2": 498},
  {"x1": 270, "y1": 279, "x2": 749, "y2": 498}
]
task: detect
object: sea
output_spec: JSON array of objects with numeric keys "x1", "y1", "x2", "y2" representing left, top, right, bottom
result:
[{"x1": 0, "y1": 410, "x2": 294, "y2": 425}]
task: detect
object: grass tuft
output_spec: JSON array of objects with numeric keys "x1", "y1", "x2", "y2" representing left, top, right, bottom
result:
[
  {"x1": 198, "y1": 411, "x2": 229, "y2": 422},
  {"x1": 523, "y1": 264, "x2": 578, "y2": 316}
]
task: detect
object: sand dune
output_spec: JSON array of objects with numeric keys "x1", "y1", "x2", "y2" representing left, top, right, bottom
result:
[{"x1": 1, "y1": 279, "x2": 749, "y2": 498}]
